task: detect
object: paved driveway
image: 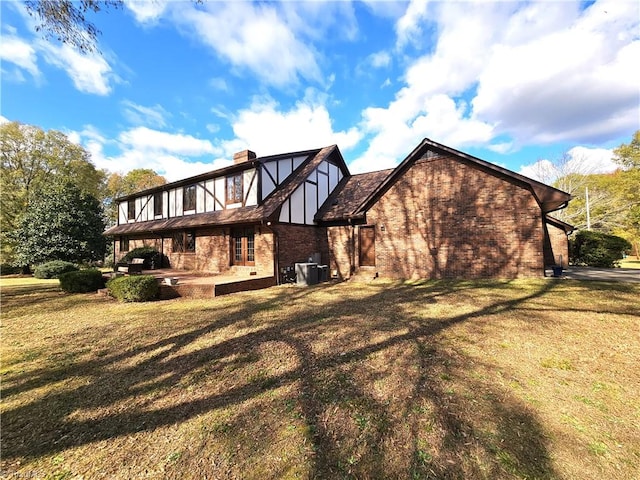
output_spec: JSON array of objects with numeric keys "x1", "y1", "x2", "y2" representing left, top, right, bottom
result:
[{"x1": 548, "y1": 266, "x2": 640, "y2": 283}]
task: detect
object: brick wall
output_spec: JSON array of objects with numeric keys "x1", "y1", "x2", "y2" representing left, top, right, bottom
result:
[
  {"x1": 326, "y1": 225, "x2": 355, "y2": 280},
  {"x1": 271, "y1": 224, "x2": 330, "y2": 280},
  {"x1": 543, "y1": 222, "x2": 569, "y2": 267},
  {"x1": 345, "y1": 155, "x2": 545, "y2": 279},
  {"x1": 114, "y1": 226, "x2": 274, "y2": 276}
]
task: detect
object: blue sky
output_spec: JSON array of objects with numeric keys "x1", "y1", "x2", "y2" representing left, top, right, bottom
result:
[{"x1": 1, "y1": 0, "x2": 638, "y2": 182}]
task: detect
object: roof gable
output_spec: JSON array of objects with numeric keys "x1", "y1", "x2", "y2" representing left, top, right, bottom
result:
[{"x1": 355, "y1": 138, "x2": 571, "y2": 215}]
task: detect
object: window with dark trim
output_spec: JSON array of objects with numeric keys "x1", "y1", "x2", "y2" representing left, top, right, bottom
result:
[
  {"x1": 119, "y1": 237, "x2": 129, "y2": 252},
  {"x1": 127, "y1": 200, "x2": 135, "y2": 220},
  {"x1": 172, "y1": 230, "x2": 196, "y2": 253},
  {"x1": 153, "y1": 192, "x2": 163, "y2": 217},
  {"x1": 231, "y1": 228, "x2": 255, "y2": 266},
  {"x1": 226, "y1": 174, "x2": 243, "y2": 204},
  {"x1": 183, "y1": 185, "x2": 197, "y2": 211}
]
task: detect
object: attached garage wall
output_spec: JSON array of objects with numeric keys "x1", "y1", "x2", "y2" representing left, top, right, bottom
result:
[{"x1": 360, "y1": 155, "x2": 545, "y2": 279}]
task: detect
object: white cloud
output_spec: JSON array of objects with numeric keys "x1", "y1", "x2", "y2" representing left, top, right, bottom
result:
[
  {"x1": 472, "y1": 1, "x2": 640, "y2": 144},
  {"x1": 118, "y1": 127, "x2": 217, "y2": 156},
  {"x1": 121, "y1": 101, "x2": 169, "y2": 128},
  {"x1": 355, "y1": 0, "x2": 639, "y2": 174},
  {"x1": 124, "y1": 0, "x2": 169, "y2": 24},
  {"x1": 369, "y1": 51, "x2": 391, "y2": 68},
  {"x1": 0, "y1": 35, "x2": 40, "y2": 78},
  {"x1": 172, "y1": 2, "x2": 322, "y2": 87},
  {"x1": 395, "y1": 0, "x2": 432, "y2": 49},
  {"x1": 519, "y1": 146, "x2": 618, "y2": 183},
  {"x1": 352, "y1": 94, "x2": 494, "y2": 173},
  {"x1": 39, "y1": 41, "x2": 118, "y2": 95},
  {"x1": 68, "y1": 125, "x2": 222, "y2": 181},
  {"x1": 223, "y1": 97, "x2": 362, "y2": 158}
]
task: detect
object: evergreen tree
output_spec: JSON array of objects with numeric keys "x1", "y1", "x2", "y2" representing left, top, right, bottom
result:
[{"x1": 12, "y1": 181, "x2": 106, "y2": 267}]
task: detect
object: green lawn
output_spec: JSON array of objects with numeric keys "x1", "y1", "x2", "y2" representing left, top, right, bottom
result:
[
  {"x1": 1, "y1": 276, "x2": 639, "y2": 479},
  {"x1": 619, "y1": 257, "x2": 640, "y2": 269}
]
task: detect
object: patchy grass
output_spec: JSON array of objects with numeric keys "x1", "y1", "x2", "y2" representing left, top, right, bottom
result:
[
  {"x1": 619, "y1": 257, "x2": 640, "y2": 269},
  {"x1": 1, "y1": 277, "x2": 638, "y2": 479}
]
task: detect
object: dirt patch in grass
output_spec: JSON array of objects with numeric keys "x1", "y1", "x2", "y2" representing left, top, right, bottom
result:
[{"x1": 1, "y1": 278, "x2": 638, "y2": 479}]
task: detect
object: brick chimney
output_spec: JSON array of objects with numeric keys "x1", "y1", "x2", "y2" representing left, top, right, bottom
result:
[{"x1": 233, "y1": 149, "x2": 257, "y2": 164}]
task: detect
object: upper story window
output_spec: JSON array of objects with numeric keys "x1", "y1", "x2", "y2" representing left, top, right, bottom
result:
[
  {"x1": 226, "y1": 173, "x2": 243, "y2": 204},
  {"x1": 153, "y1": 192, "x2": 163, "y2": 216},
  {"x1": 183, "y1": 185, "x2": 196, "y2": 211},
  {"x1": 127, "y1": 200, "x2": 135, "y2": 220}
]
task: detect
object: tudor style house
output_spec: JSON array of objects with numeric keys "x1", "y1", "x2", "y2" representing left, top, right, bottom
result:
[{"x1": 104, "y1": 139, "x2": 573, "y2": 282}]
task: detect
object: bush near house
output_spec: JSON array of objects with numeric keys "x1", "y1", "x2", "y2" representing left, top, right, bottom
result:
[
  {"x1": 106, "y1": 275, "x2": 159, "y2": 302},
  {"x1": 58, "y1": 269, "x2": 105, "y2": 293},
  {"x1": 119, "y1": 247, "x2": 163, "y2": 269},
  {"x1": 33, "y1": 261, "x2": 79, "y2": 279},
  {"x1": 570, "y1": 231, "x2": 632, "y2": 268}
]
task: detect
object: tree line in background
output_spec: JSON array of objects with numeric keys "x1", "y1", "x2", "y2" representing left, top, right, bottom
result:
[
  {"x1": 0, "y1": 121, "x2": 166, "y2": 272},
  {"x1": 549, "y1": 130, "x2": 640, "y2": 258}
]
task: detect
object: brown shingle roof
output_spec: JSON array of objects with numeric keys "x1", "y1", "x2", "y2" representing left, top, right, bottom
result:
[
  {"x1": 103, "y1": 206, "x2": 265, "y2": 235},
  {"x1": 316, "y1": 169, "x2": 392, "y2": 223}
]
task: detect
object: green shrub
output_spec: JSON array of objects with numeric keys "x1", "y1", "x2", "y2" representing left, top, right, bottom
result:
[
  {"x1": 570, "y1": 231, "x2": 632, "y2": 268},
  {"x1": 59, "y1": 269, "x2": 105, "y2": 293},
  {"x1": 0, "y1": 263, "x2": 22, "y2": 276},
  {"x1": 34, "y1": 260, "x2": 79, "y2": 279},
  {"x1": 106, "y1": 275, "x2": 159, "y2": 302},
  {"x1": 120, "y1": 247, "x2": 162, "y2": 269}
]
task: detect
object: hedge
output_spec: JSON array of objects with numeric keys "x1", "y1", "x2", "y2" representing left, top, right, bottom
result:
[
  {"x1": 106, "y1": 275, "x2": 159, "y2": 302},
  {"x1": 34, "y1": 260, "x2": 79, "y2": 279},
  {"x1": 570, "y1": 231, "x2": 632, "y2": 268},
  {"x1": 59, "y1": 269, "x2": 105, "y2": 293}
]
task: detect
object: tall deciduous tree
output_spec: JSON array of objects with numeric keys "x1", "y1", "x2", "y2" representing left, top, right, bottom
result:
[
  {"x1": 104, "y1": 169, "x2": 166, "y2": 224},
  {"x1": 25, "y1": 0, "x2": 122, "y2": 53},
  {"x1": 0, "y1": 121, "x2": 105, "y2": 264},
  {"x1": 24, "y1": 0, "x2": 201, "y2": 53},
  {"x1": 11, "y1": 181, "x2": 106, "y2": 267},
  {"x1": 613, "y1": 130, "x2": 640, "y2": 170},
  {"x1": 552, "y1": 131, "x2": 640, "y2": 256}
]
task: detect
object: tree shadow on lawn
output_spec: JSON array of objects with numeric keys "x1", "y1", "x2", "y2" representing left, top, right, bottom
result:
[{"x1": 2, "y1": 280, "x2": 568, "y2": 477}]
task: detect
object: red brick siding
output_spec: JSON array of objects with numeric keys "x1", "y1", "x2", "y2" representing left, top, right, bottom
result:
[
  {"x1": 356, "y1": 155, "x2": 545, "y2": 279},
  {"x1": 544, "y1": 223, "x2": 569, "y2": 267},
  {"x1": 271, "y1": 224, "x2": 330, "y2": 275},
  {"x1": 326, "y1": 225, "x2": 355, "y2": 280},
  {"x1": 114, "y1": 226, "x2": 274, "y2": 276}
]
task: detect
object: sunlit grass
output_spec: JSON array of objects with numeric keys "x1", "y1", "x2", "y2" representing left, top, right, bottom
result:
[{"x1": 1, "y1": 276, "x2": 638, "y2": 479}]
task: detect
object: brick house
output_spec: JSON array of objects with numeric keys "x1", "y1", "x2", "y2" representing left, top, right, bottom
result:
[{"x1": 104, "y1": 139, "x2": 572, "y2": 281}]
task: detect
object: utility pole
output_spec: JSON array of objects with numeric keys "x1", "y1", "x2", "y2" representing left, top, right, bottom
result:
[{"x1": 586, "y1": 186, "x2": 591, "y2": 230}]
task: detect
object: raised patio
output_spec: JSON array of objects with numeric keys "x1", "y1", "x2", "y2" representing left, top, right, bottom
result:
[{"x1": 108, "y1": 268, "x2": 277, "y2": 300}]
